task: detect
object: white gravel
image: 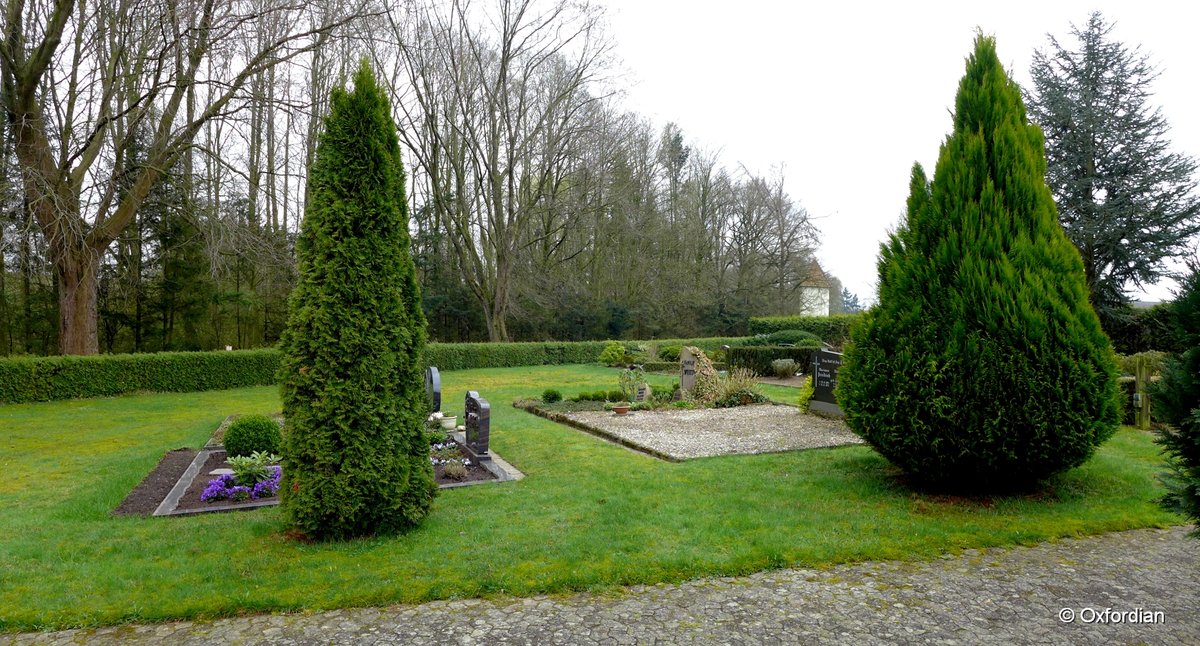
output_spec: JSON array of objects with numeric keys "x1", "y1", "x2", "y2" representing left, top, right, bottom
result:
[{"x1": 562, "y1": 404, "x2": 862, "y2": 460}]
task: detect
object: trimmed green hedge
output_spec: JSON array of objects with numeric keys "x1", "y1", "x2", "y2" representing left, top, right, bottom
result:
[
  {"x1": 0, "y1": 336, "x2": 751, "y2": 403},
  {"x1": 726, "y1": 344, "x2": 822, "y2": 376},
  {"x1": 747, "y1": 314, "x2": 863, "y2": 346},
  {"x1": 0, "y1": 349, "x2": 280, "y2": 404}
]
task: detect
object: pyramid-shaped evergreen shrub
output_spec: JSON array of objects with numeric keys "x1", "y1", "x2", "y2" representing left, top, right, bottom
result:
[
  {"x1": 278, "y1": 61, "x2": 435, "y2": 539},
  {"x1": 837, "y1": 36, "x2": 1121, "y2": 490}
]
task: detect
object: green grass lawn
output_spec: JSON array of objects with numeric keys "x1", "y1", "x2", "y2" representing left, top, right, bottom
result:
[{"x1": 0, "y1": 364, "x2": 1179, "y2": 631}]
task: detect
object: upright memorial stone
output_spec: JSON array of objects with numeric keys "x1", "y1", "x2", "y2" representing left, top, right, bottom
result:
[
  {"x1": 809, "y1": 349, "x2": 844, "y2": 417},
  {"x1": 634, "y1": 382, "x2": 652, "y2": 402},
  {"x1": 424, "y1": 366, "x2": 442, "y2": 413},
  {"x1": 464, "y1": 390, "x2": 491, "y2": 460},
  {"x1": 680, "y1": 348, "x2": 697, "y2": 394}
]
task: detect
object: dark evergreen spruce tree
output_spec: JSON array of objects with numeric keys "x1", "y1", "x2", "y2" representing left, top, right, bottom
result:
[
  {"x1": 837, "y1": 35, "x2": 1121, "y2": 490},
  {"x1": 278, "y1": 61, "x2": 435, "y2": 539},
  {"x1": 1149, "y1": 264, "x2": 1200, "y2": 537}
]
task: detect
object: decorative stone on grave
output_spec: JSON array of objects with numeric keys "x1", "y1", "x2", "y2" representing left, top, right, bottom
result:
[
  {"x1": 424, "y1": 366, "x2": 442, "y2": 413},
  {"x1": 680, "y1": 348, "x2": 698, "y2": 393},
  {"x1": 464, "y1": 390, "x2": 491, "y2": 461},
  {"x1": 634, "y1": 382, "x2": 652, "y2": 402},
  {"x1": 809, "y1": 349, "x2": 844, "y2": 417}
]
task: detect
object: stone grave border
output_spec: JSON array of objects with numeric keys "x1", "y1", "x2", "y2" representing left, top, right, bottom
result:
[{"x1": 152, "y1": 414, "x2": 524, "y2": 517}]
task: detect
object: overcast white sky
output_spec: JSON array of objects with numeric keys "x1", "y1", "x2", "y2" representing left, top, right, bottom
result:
[{"x1": 599, "y1": 0, "x2": 1200, "y2": 305}]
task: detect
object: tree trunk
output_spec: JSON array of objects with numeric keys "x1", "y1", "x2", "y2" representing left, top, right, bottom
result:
[{"x1": 56, "y1": 250, "x2": 100, "y2": 355}]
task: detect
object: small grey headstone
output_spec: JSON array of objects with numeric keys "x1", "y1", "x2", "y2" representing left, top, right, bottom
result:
[
  {"x1": 680, "y1": 348, "x2": 697, "y2": 393},
  {"x1": 634, "y1": 382, "x2": 652, "y2": 402},
  {"x1": 464, "y1": 390, "x2": 491, "y2": 460}
]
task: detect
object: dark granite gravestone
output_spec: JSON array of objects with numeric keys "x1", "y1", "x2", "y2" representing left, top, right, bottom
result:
[
  {"x1": 424, "y1": 366, "x2": 442, "y2": 413},
  {"x1": 680, "y1": 348, "x2": 697, "y2": 393},
  {"x1": 809, "y1": 349, "x2": 844, "y2": 417},
  {"x1": 464, "y1": 390, "x2": 491, "y2": 460}
]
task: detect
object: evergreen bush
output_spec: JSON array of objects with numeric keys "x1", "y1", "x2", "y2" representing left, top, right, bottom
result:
[
  {"x1": 838, "y1": 36, "x2": 1120, "y2": 490},
  {"x1": 598, "y1": 341, "x2": 626, "y2": 366},
  {"x1": 223, "y1": 415, "x2": 282, "y2": 458},
  {"x1": 277, "y1": 62, "x2": 436, "y2": 540},
  {"x1": 1148, "y1": 266, "x2": 1200, "y2": 537},
  {"x1": 766, "y1": 329, "x2": 823, "y2": 346}
]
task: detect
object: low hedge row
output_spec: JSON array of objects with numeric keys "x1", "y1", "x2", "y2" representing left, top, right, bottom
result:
[
  {"x1": 747, "y1": 314, "x2": 863, "y2": 346},
  {"x1": 0, "y1": 336, "x2": 752, "y2": 403},
  {"x1": 0, "y1": 349, "x2": 281, "y2": 404},
  {"x1": 726, "y1": 344, "x2": 823, "y2": 376}
]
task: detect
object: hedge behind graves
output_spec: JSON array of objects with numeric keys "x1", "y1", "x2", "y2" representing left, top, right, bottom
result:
[
  {"x1": 726, "y1": 344, "x2": 823, "y2": 376},
  {"x1": 0, "y1": 336, "x2": 752, "y2": 403},
  {"x1": 0, "y1": 349, "x2": 281, "y2": 404},
  {"x1": 747, "y1": 314, "x2": 862, "y2": 346}
]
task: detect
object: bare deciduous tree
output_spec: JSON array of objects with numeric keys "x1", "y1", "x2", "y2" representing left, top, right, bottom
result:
[{"x1": 0, "y1": 0, "x2": 365, "y2": 354}]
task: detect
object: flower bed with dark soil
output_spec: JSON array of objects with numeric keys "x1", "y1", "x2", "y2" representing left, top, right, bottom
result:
[{"x1": 114, "y1": 442, "x2": 497, "y2": 517}]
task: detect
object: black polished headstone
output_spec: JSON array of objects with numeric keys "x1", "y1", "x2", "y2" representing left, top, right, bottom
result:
[
  {"x1": 809, "y1": 349, "x2": 844, "y2": 417},
  {"x1": 424, "y1": 366, "x2": 441, "y2": 413},
  {"x1": 464, "y1": 390, "x2": 491, "y2": 460}
]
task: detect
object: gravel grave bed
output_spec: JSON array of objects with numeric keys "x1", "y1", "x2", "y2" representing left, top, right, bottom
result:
[{"x1": 560, "y1": 403, "x2": 862, "y2": 460}]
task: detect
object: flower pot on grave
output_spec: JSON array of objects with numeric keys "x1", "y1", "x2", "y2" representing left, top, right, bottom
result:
[
  {"x1": 440, "y1": 416, "x2": 457, "y2": 430},
  {"x1": 612, "y1": 404, "x2": 630, "y2": 415}
]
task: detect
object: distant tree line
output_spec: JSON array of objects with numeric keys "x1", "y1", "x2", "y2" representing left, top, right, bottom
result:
[{"x1": 0, "y1": 0, "x2": 827, "y2": 355}]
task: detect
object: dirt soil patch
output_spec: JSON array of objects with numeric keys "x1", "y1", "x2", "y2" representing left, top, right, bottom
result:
[{"x1": 114, "y1": 444, "x2": 496, "y2": 517}]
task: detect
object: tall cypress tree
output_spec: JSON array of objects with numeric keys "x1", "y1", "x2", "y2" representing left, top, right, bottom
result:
[
  {"x1": 838, "y1": 35, "x2": 1121, "y2": 490},
  {"x1": 278, "y1": 61, "x2": 435, "y2": 539}
]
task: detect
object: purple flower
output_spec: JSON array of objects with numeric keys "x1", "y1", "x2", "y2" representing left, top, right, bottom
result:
[{"x1": 201, "y1": 466, "x2": 283, "y2": 502}]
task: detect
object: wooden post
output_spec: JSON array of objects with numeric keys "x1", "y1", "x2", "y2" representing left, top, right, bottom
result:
[{"x1": 1135, "y1": 356, "x2": 1151, "y2": 431}]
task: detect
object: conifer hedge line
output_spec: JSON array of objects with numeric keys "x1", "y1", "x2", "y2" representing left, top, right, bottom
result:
[
  {"x1": 726, "y1": 344, "x2": 823, "y2": 376},
  {"x1": 747, "y1": 314, "x2": 863, "y2": 345},
  {"x1": 0, "y1": 337, "x2": 749, "y2": 403}
]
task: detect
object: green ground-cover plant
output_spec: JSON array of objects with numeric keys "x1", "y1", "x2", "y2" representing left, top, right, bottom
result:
[
  {"x1": 0, "y1": 364, "x2": 1178, "y2": 632},
  {"x1": 839, "y1": 36, "x2": 1120, "y2": 491}
]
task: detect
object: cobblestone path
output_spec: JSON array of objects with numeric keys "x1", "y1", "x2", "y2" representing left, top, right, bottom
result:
[{"x1": 7, "y1": 526, "x2": 1197, "y2": 645}]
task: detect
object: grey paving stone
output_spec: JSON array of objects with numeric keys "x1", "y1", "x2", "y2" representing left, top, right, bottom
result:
[{"x1": 4, "y1": 526, "x2": 1196, "y2": 645}]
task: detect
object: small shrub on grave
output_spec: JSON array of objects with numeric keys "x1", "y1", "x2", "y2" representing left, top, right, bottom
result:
[
  {"x1": 598, "y1": 341, "x2": 626, "y2": 366},
  {"x1": 227, "y1": 451, "x2": 282, "y2": 486},
  {"x1": 542, "y1": 389, "x2": 563, "y2": 404},
  {"x1": 797, "y1": 375, "x2": 814, "y2": 412},
  {"x1": 224, "y1": 414, "x2": 283, "y2": 458},
  {"x1": 608, "y1": 389, "x2": 626, "y2": 402},
  {"x1": 442, "y1": 461, "x2": 468, "y2": 480},
  {"x1": 618, "y1": 367, "x2": 645, "y2": 401},
  {"x1": 771, "y1": 358, "x2": 800, "y2": 379}
]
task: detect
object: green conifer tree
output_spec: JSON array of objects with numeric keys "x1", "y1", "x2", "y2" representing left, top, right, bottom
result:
[
  {"x1": 278, "y1": 61, "x2": 435, "y2": 539},
  {"x1": 837, "y1": 35, "x2": 1121, "y2": 490},
  {"x1": 1149, "y1": 264, "x2": 1200, "y2": 537}
]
